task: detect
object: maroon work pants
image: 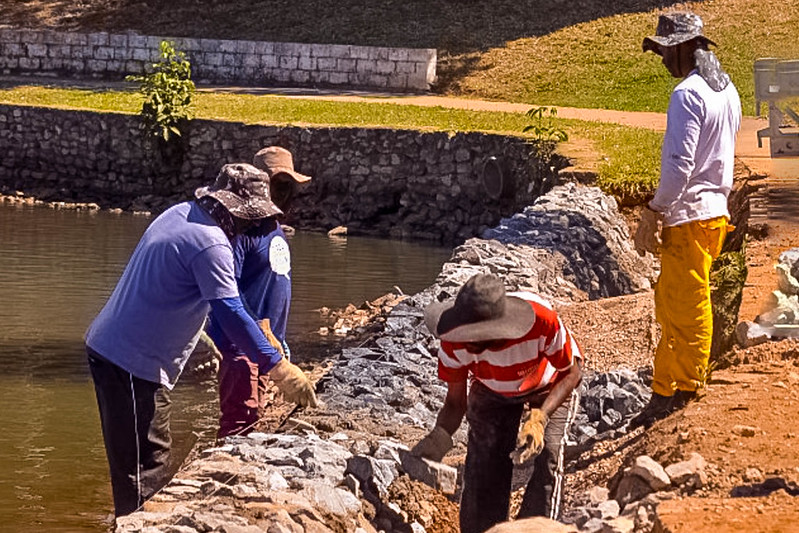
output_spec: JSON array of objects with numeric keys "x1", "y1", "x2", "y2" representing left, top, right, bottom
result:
[{"x1": 217, "y1": 351, "x2": 269, "y2": 439}]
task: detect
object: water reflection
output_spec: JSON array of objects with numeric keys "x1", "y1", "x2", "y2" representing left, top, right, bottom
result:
[{"x1": 0, "y1": 202, "x2": 450, "y2": 532}]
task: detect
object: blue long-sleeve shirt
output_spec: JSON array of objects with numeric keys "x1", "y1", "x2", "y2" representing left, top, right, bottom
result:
[{"x1": 207, "y1": 218, "x2": 292, "y2": 356}]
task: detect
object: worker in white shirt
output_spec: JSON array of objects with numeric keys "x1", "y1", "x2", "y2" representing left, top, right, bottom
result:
[{"x1": 632, "y1": 11, "x2": 741, "y2": 428}]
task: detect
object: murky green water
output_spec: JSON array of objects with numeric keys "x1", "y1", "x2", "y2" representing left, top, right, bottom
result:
[{"x1": 0, "y1": 202, "x2": 450, "y2": 532}]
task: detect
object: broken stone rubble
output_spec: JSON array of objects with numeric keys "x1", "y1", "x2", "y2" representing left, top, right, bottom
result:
[
  {"x1": 570, "y1": 368, "x2": 652, "y2": 445},
  {"x1": 563, "y1": 452, "x2": 709, "y2": 533},
  {"x1": 737, "y1": 246, "x2": 799, "y2": 347},
  {"x1": 115, "y1": 184, "x2": 662, "y2": 532}
]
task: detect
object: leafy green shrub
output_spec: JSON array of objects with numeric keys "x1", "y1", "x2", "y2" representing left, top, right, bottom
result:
[
  {"x1": 524, "y1": 106, "x2": 568, "y2": 146},
  {"x1": 710, "y1": 247, "x2": 748, "y2": 367},
  {"x1": 524, "y1": 106, "x2": 568, "y2": 195},
  {"x1": 127, "y1": 40, "x2": 195, "y2": 141}
]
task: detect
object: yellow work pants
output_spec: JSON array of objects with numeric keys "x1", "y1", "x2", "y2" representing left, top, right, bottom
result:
[{"x1": 653, "y1": 217, "x2": 729, "y2": 396}]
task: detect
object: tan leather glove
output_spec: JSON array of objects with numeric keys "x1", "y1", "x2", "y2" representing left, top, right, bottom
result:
[
  {"x1": 410, "y1": 425, "x2": 453, "y2": 462},
  {"x1": 269, "y1": 359, "x2": 318, "y2": 408},
  {"x1": 634, "y1": 206, "x2": 663, "y2": 256},
  {"x1": 510, "y1": 408, "x2": 549, "y2": 465}
]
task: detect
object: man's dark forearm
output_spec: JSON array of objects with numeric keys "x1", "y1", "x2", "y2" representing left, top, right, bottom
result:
[
  {"x1": 208, "y1": 297, "x2": 282, "y2": 371},
  {"x1": 437, "y1": 402, "x2": 466, "y2": 436},
  {"x1": 540, "y1": 359, "x2": 582, "y2": 418},
  {"x1": 436, "y1": 380, "x2": 468, "y2": 435}
]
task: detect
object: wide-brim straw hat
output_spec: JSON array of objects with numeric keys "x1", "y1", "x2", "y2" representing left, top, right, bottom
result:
[{"x1": 424, "y1": 274, "x2": 535, "y2": 343}]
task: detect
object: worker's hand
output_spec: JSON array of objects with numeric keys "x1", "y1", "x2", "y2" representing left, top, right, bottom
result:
[
  {"x1": 634, "y1": 206, "x2": 663, "y2": 256},
  {"x1": 269, "y1": 359, "x2": 318, "y2": 408},
  {"x1": 510, "y1": 408, "x2": 548, "y2": 465},
  {"x1": 193, "y1": 330, "x2": 223, "y2": 374},
  {"x1": 410, "y1": 425, "x2": 453, "y2": 462}
]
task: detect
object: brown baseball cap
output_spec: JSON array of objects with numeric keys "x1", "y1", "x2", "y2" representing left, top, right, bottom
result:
[
  {"x1": 252, "y1": 146, "x2": 312, "y2": 183},
  {"x1": 195, "y1": 163, "x2": 283, "y2": 219}
]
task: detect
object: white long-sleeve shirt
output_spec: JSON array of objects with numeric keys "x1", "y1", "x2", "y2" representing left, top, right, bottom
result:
[{"x1": 650, "y1": 70, "x2": 741, "y2": 227}]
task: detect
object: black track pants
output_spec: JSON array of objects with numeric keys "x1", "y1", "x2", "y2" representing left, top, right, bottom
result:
[
  {"x1": 87, "y1": 348, "x2": 172, "y2": 516},
  {"x1": 459, "y1": 381, "x2": 579, "y2": 533}
]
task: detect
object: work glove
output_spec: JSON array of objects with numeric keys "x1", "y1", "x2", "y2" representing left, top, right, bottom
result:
[
  {"x1": 193, "y1": 330, "x2": 223, "y2": 373},
  {"x1": 258, "y1": 319, "x2": 286, "y2": 357},
  {"x1": 510, "y1": 408, "x2": 549, "y2": 465},
  {"x1": 269, "y1": 358, "x2": 318, "y2": 408},
  {"x1": 410, "y1": 425, "x2": 453, "y2": 462},
  {"x1": 634, "y1": 206, "x2": 663, "y2": 256}
]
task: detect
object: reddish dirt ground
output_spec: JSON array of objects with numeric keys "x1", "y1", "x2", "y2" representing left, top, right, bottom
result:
[
  {"x1": 655, "y1": 490, "x2": 799, "y2": 532},
  {"x1": 565, "y1": 339, "x2": 799, "y2": 532},
  {"x1": 388, "y1": 476, "x2": 460, "y2": 533}
]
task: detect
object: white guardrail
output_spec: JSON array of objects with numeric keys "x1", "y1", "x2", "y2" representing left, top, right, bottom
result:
[{"x1": 755, "y1": 58, "x2": 799, "y2": 157}]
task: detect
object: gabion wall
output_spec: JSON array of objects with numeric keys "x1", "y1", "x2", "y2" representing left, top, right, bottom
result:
[{"x1": 0, "y1": 104, "x2": 555, "y2": 243}]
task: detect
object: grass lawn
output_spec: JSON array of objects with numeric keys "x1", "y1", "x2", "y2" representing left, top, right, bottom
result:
[{"x1": 0, "y1": 85, "x2": 662, "y2": 202}]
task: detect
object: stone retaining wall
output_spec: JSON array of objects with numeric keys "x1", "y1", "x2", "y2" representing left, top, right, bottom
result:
[
  {"x1": 0, "y1": 104, "x2": 553, "y2": 243},
  {"x1": 0, "y1": 27, "x2": 436, "y2": 92}
]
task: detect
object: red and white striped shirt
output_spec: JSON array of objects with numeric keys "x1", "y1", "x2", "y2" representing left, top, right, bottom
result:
[{"x1": 437, "y1": 292, "x2": 581, "y2": 397}]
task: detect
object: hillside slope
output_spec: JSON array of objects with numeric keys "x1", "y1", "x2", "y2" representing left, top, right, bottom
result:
[{"x1": 3, "y1": 1, "x2": 798, "y2": 112}]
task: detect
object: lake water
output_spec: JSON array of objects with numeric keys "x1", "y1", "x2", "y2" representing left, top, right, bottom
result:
[{"x1": 0, "y1": 202, "x2": 451, "y2": 532}]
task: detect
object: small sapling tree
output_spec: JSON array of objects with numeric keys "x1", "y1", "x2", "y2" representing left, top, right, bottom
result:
[
  {"x1": 523, "y1": 106, "x2": 568, "y2": 196},
  {"x1": 127, "y1": 40, "x2": 195, "y2": 141}
]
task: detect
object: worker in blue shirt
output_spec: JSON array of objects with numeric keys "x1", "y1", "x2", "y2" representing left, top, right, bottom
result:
[{"x1": 208, "y1": 146, "x2": 313, "y2": 439}]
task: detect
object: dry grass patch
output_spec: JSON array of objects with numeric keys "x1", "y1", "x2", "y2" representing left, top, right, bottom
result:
[{"x1": 449, "y1": 0, "x2": 799, "y2": 114}]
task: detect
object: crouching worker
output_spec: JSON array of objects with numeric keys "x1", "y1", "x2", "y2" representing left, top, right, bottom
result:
[
  {"x1": 411, "y1": 274, "x2": 582, "y2": 533},
  {"x1": 85, "y1": 163, "x2": 317, "y2": 518},
  {"x1": 211, "y1": 146, "x2": 312, "y2": 440}
]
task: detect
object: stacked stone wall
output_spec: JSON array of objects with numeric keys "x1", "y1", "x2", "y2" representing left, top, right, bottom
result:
[
  {"x1": 0, "y1": 27, "x2": 436, "y2": 92},
  {"x1": 0, "y1": 104, "x2": 551, "y2": 243}
]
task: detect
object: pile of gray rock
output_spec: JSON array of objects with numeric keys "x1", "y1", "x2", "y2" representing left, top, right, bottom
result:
[
  {"x1": 737, "y1": 247, "x2": 799, "y2": 346},
  {"x1": 319, "y1": 183, "x2": 657, "y2": 444},
  {"x1": 563, "y1": 452, "x2": 709, "y2": 533},
  {"x1": 480, "y1": 183, "x2": 654, "y2": 300},
  {"x1": 115, "y1": 431, "x2": 460, "y2": 533},
  {"x1": 570, "y1": 368, "x2": 652, "y2": 445}
]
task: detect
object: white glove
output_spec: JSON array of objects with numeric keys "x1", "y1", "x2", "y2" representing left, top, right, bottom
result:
[{"x1": 634, "y1": 206, "x2": 663, "y2": 256}]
